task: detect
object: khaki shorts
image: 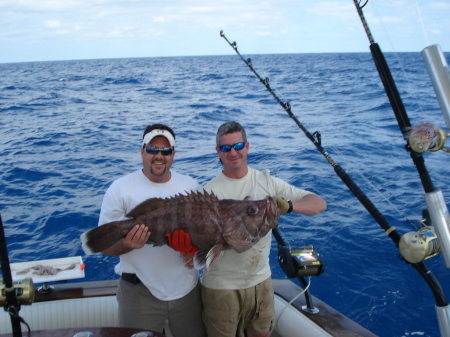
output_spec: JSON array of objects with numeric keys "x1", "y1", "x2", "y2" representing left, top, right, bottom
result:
[
  {"x1": 117, "y1": 277, "x2": 206, "y2": 337},
  {"x1": 202, "y1": 277, "x2": 275, "y2": 337}
]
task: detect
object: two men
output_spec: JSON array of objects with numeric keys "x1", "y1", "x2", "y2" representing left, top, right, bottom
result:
[{"x1": 98, "y1": 121, "x2": 326, "y2": 337}]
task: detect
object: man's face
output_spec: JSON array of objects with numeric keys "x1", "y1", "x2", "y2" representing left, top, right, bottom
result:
[
  {"x1": 216, "y1": 131, "x2": 249, "y2": 175},
  {"x1": 141, "y1": 135, "x2": 175, "y2": 183}
]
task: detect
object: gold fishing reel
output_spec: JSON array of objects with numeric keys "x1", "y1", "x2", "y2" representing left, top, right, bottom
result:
[
  {"x1": 425, "y1": 126, "x2": 450, "y2": 153},
  {"x1": 0, "y1": 278, "x2": 35, "y2": 306},
  {"x1": 399, "y1": 226, "x2": 441, "y2": 263},
  {"x1": 408, "y1": 123, "x2": 450, "y2": 153}
]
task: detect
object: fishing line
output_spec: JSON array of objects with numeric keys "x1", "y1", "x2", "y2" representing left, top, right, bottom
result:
[
  {"x1": 274, "y1": 227, "x2": 290, "y2": 247},
  {"x1": 7, "y1": 307, "x2": 31, "y2": 337},
  {"x1": 415, "y1": 0, "x2": 430, "y2": 46},
  {"x1": 330, "y1": 145, "x2": 419, "y2": 230},
  {"x1": 370, "y1": 0, "x2": 428, "y2": 118}
]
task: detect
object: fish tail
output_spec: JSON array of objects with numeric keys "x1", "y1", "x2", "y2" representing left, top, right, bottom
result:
[{"x1": 80, "y1": 221, "x2": 125, "y2": 254}]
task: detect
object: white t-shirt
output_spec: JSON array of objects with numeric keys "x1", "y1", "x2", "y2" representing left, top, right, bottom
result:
[
  {"x1": 202, "y1": 167, "x2": 312, "y2": 290},
  {"x1": 98, "y1": 169, "x2": 201, "y2": 301}
]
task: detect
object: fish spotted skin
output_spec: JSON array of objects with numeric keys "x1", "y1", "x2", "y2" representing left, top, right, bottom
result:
[{"x1": 80, "y1": 191, "x2": 280, "y2": 269}]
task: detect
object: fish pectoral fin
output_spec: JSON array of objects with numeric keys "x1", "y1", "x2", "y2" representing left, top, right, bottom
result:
[
  {"x1": 193, "y1": 250, "x2": 208, "y2": 270},
  {"x1": 206, "y1": 243, "x2": 225, "y2": 269},
  {"x1": 193, "y1": 243, "x2": 225, "y2": 270}
]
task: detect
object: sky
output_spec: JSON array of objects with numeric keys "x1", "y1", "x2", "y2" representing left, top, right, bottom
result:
[{"x1": 1, "y1": 0, "x2": 449, "y2": 63}]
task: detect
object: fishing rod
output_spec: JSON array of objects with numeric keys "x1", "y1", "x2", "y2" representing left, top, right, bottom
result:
[
  {"x1": 352, "y1": 1, "x2": 450, "y2": 334},
  {"x1": 352, "y1": 0, "x2": 435, "y2": 192},
  {"x1": 0, "y1": 214, "x2": 30, "y2": 337},
  {"x1": 220, "y1": 30, "x2": 400, "y2": 243},
  {"x1": 220, "y1": 30, "x2": 448, "y2": 309}
]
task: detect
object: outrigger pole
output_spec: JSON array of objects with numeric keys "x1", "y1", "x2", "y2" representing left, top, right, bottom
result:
[{"x1": 220, "y1": 28, "x2": 448, "y2": 314}]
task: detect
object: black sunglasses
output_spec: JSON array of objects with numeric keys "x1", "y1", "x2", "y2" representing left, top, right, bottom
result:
[
  {"x1": 219, "y1": 142, "x2": 245, "y2": 152},
  {"x1": 145, "y1": 146, "x2": 173, "y2": 156}
]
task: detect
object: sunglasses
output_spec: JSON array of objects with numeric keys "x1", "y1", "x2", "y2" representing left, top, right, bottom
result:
[
  {"x1": 145, "y1": 146, "x2": 173, "y2": 156},
  {"x1": 218, "y1": 142, "x2": 245, "y2": 153}
]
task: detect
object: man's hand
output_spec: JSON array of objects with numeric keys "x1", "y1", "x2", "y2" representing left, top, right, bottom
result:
[
  {"x1": 180, "y1": 252, "x2": 195, "y2": 269},
  {"x1": 123, "y1": 224, "x2": 150, "y2": 250},
  {"x1": 273, "y1": 196, "x2": 292, "y2": 214},
  {"x1": 165, "y1": 229, "x2": 200, "y2": 257}
]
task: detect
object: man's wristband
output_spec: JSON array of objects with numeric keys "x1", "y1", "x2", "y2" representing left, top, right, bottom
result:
[{"x1": 287, "y1": 200, "x2": 293, "y2": 213}]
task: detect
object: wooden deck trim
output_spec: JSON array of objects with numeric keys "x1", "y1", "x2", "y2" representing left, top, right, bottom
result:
[{"x1": 34, "y1": 279, "x2": 119, "y2": 302}]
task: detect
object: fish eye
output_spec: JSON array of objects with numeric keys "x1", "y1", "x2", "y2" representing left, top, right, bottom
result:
[{"x1": 247, "y1": 205, "x2": 259, "y2": 215}]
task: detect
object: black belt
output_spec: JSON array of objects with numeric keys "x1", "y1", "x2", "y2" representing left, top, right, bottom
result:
[{"x1": 121, "y1": 273, "x2": 141, "y2": 285}]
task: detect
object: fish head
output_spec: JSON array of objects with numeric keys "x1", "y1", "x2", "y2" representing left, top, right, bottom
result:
[{"x1": 222, "y1": 196, "x2": 280, "y2": 253}]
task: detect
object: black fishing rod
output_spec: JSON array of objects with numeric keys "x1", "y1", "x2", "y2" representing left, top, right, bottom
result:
[
  {"x1": 0, "y1": 214, "x2": 23, "y2": 337},
  {"x1": 220, "y1": 30, "x2": 400, "y2": 244},
  {"x1": 352, "y1": 0, "x2": 435, "y2": 193},
  {"x1": 352, "y1": 0, "x2": 448, "y2": 308},
  {"x1": 220, "y1": 30, "x2": 448, "y2": 307}
]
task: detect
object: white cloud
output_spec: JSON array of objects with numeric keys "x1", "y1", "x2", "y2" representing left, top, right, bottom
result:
[
  {"x1": 44, "y1": 20, "x2": 61, "y2": 28},
  {"x1": 305, "y1": 1, "x2": 355, "y2": 20},
  {"x1": 0, "y1": 0, "x2": 449, "y2": 63},
  {"x1": 429, "y1": 2, "x2": 450, "y2": 10}
]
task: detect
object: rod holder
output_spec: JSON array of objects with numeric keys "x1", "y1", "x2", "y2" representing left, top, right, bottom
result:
[
  {"x1": 421, "y1": 45, "x2": 450, "y2": 131},
  {"x1": 424, "y1": 190, "x2": 450, "y2": 268},
  {"x1": 436, "y1": 304, "x2": 450, "y2": 337}
]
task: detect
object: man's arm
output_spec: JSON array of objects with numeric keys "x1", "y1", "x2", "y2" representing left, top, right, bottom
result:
[
  {"x1": 102, "y1": 224, "x2": 150, "y2": 256},
  {"x1": 292, "y1": 194, "x2": 326, "y2": 216},
  {"x1": 274, "y1": 194, "x2": 327, "y2": 216}
]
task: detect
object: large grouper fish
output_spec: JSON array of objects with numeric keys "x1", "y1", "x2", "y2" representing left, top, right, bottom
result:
[{"x1": 80, "y1": 191, "x2": 280, "y2": 269}]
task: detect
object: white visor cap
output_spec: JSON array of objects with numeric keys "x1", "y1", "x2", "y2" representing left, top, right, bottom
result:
[{"x1": 143, "y1": 129, "x2": 175, "y2": 147}]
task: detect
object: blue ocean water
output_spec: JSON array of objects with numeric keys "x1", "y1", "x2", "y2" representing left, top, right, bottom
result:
[{"x1": 1, "y1": 52, "x2": 449, "y2": 337}]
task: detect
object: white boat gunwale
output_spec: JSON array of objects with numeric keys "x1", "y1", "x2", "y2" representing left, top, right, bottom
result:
[{"x1": 0, "y1": 279, "x2": 378, "y2": 337}]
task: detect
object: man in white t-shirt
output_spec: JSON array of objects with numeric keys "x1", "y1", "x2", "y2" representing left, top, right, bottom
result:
[
  {"x1": 200, "y1": 121, "x2": 327, "y2": 337},
  {"x1": 98, "y1": 123, "x2": 206, "y2": 337}
]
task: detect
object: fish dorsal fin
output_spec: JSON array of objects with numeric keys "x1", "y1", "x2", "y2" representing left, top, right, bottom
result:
[
  {"x1": 125, "y1": 197, "x2": 167, "y2": 218},
  {"x1": 126, "y1": 190, "x2": 219, "y2": 218}
]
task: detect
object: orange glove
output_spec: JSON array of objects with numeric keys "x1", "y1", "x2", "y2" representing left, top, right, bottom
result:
[{"x1": 165, "y1": 229, "x2": 200, "y2": 257}]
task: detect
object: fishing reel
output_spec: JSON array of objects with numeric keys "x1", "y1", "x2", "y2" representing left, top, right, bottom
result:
[
  {"x1": 399, "y1": 190, "x2": 450, "y2": 267},
  {"x1": 399, "y1": 226, "x2": 441, "y2": 264},
  {"x1": 0, "y1": 278, "x2": 35, "y2": 307},
  {"x1": 407, "y1": 122, "x2": 450, "y2": 153},
  {"x1": 278, "y1": 245, "x2": 324, "y2": 278}
]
